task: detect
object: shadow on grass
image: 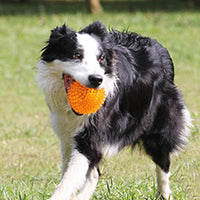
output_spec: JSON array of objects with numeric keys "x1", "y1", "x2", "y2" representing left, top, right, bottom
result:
[{"x1": 0, "y1": 0, "x2": 198, "y2": 16}]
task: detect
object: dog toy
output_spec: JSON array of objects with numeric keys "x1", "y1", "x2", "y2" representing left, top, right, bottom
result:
[{"x1": 64, "y1": 74, "x2": 105, "y2": 115}]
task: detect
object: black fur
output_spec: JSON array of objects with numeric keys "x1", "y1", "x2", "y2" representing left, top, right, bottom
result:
[{"x1": 41, "y1": 25, "x2": 79, "y2": 62}]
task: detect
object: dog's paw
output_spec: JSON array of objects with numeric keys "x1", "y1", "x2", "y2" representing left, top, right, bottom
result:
[
  {"x1": 47, "y1": 194, "x2": 75, "y2": 200},
  {"x1": 156, "y1": 192, "x2": 173, "y2": 200}
]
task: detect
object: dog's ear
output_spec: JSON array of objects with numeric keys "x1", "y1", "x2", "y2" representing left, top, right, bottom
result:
[
  {"x1": 79, "y1": 21, "x2": 107, "y2": 40},
  {"x1": 49, "y1": 24, "x2": 75, "y2": 41},
  {"x1": 41, "y1": 24, "x2": 76, "y2": 62}
]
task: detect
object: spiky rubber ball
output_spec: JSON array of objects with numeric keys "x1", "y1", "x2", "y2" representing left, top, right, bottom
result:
[{"x1": 64, "y1": 74, "x2": 105, "y2": 115}]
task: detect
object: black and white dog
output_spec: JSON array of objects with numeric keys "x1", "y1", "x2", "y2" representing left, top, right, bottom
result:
[{"x1": 36, "y1": 21, "x2": 191, "y2": 200}]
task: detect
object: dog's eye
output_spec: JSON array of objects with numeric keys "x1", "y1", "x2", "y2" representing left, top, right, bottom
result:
[
  {"x1": 73, "y1": 53, "x2": 82, "y2": 60},
  {"x1": 99, "y1": 55, "x2": 105, "y2": 63}
]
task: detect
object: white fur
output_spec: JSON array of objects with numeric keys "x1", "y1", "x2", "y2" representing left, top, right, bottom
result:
[
  {"x1": 36, "y1": 60, "x2": 86, "y2": 177},
  {"x1": 102, "y1": 143, "x2": 120, "y2": 157},
  {"x1": 179, "y1": 106, "x2": 192, "y2": 146},
  {"x1": 156, "y1": 165, "x2": 173, "y2": 200},
  {"x1": 36, "y1": 60, "x2": 69, "y2": 113},
  {"x1": 48, "y1": 150, "x2": 90, "y2": 200},
  {"x1": 50, "y1": 112, "x2": 85, "y2": 176},
  {"x1": 171, "y1": 106, "x2": 192, "y2": 155},
  {"x1": 76, "y1": 167, "x2": 99, "y2": 200}
]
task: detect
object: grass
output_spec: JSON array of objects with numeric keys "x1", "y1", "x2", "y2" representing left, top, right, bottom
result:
[{"x1": 0, "y1": 0, "x2": 200, "y2": 199}]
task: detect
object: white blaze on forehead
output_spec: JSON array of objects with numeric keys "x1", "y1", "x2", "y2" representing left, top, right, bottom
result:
[
  {"x1": 76, "y1": 33, "x2": 101, "y2": 58},
  {"x1": 72, "y1": 33, "x2": 105, "y2": 86}
]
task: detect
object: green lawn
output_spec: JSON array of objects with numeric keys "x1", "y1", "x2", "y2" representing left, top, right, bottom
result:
[{"x1": 0, "y1": 0, "x2": 200, "y2": 199}]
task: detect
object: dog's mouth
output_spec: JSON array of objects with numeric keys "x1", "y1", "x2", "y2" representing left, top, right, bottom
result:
[
  {"x1": 63, "y1": 74, "x2": 83, "y2": 116},
  {"x1": 63, "y1": 73, "x2": 74, "y2": 93}
]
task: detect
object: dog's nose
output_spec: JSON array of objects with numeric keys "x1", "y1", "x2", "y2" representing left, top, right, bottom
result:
[{"x1": 89, "y1": 74, "x2": 103, "y2": 87}]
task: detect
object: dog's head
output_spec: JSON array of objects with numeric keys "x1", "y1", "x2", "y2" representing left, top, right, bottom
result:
[{"x1": 40, "y1": 21, "x2": 115, "y2": 95}]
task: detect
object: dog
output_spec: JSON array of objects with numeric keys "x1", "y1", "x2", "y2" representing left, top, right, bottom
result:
[{"x1": 36, "y1": 21, "x2": 191, "y2": 200}]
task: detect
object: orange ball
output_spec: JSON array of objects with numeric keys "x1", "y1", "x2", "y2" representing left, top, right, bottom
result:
[{"x1": 65, "y1": 78, "x2": 106, "y2": 115}]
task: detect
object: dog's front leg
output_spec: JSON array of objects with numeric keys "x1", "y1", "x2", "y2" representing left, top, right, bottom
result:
[
  {"x1": 60, "y1": 138, "x2": 73, "y2": 178},
  {"x1": 76, "y1": 167, "x2": 99, "y2": 200},
  {"x1": 48, "y1": 149, "x2": 90, "y2": 200}
]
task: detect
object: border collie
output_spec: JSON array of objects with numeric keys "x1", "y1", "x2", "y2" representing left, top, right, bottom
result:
[{"x1": 36, "y1": 21, "x2": 191, "y2": 200}]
